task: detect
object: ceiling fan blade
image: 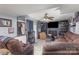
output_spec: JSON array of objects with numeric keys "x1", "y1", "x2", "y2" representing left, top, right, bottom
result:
[
  {"x1": 48, "y1": 17, "x2": 54, "y2": 19},
  {"x1": 48, "y1": 17, "x2": 54, "y2": 18},
  {"x1": 49, "y1": 19, "x2": 53, "y2": 20},
  {"x1": 48, "y1": 17, "x2": 53, "y2": 20}
]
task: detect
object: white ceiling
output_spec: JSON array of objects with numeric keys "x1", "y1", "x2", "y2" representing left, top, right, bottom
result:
[
  {"x1": 28, "y1": 4, "x2": 79, "y2": 21},
  {"x1": 0, "y1": 4, "x2": 61, "y2": 16},
  {"x1": 0, "y1": 4, "x2": 79, "y2": 21}
]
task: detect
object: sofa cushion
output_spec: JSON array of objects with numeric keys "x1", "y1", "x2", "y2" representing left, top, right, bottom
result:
[
  {"x1": 64, "y1": 35, "x2": 72, "y2": 42},
  {"x1": 72, "y1": 38, "x2": 79, "y2": 44},
  {"x1": 65, "y1": 32, "x2": 79, "y2": 41},
  {"x1": 55, "y1": 37, "x2": 67, "y2": 42},
  {"x1": 70, "y1": 35, "x2": 79, "y2": 41}
]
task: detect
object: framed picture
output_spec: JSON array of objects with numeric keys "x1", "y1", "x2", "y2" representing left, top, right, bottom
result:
[
  {"x1": 0, "y1": 18, "x2": 12, "y2": 27},
  {"x1": 8, "y1": 27, "x2": 14, "y2": 34}
]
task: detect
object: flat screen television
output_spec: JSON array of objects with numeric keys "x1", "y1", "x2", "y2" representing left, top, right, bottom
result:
[{"x1": 48, "y1": 22, "x2": 58, "y2": 28}]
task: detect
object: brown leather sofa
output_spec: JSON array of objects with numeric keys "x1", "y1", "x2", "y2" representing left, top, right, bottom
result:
[
  {"x1": 0, "y1": 37, "x2": 34, "y2": 55},
  {"x1": 43, "y1": 32, "x2": 79, "y2": 55},
  {"x1": 6, "y1": 39, "x2": 34, "y2": 55}
]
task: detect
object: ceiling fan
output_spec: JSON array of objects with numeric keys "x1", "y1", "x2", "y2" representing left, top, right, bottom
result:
[{"x1": 43, "y1": 13, "x2": 54, "y2": 20}]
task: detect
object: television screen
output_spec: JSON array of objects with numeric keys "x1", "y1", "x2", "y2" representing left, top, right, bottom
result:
[{"x1": 48, "y1": 22, "x2": 58, "y2": 28}]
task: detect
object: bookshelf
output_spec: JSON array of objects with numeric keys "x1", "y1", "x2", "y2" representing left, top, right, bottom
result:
[{"x1": 59, "y1": 20, "x2": 69, "y2": 36}]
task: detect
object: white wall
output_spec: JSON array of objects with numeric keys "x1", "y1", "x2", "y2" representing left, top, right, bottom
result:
[
  {"x1": 69, "y1": 22, "x2": 79, "y2": 34},
  {"x1": 75, "y1": 22, "x2": 79, "y2": 34},
  {"x1": 14, "y1": 35, "x2": 26, "y2": 43},
  {"x1": 0, "y1": 15, "x2": 29, "y2": 43},
  {"x1": 0, "y1": 15, "x2": 17, "y2": 37},
  {"x1": 69, "y1": 27, "x2": 76, "y2": 33}
]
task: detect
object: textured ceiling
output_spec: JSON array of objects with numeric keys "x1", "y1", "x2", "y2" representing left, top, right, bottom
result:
[
  {"x1": 0, "y1": 4, "x2": 79, "y2": 21},
  {"x1": 0, "y1": 4, "x2": 61, "y2": 17}
]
